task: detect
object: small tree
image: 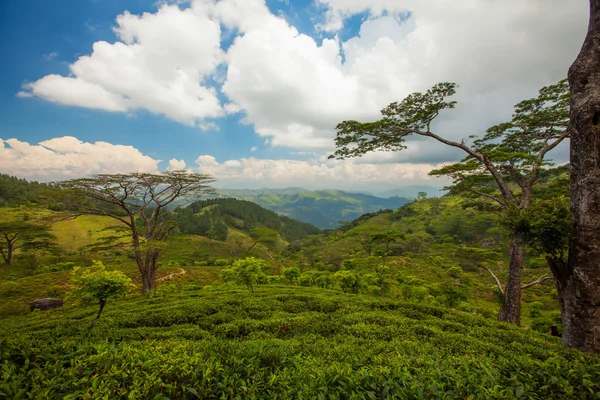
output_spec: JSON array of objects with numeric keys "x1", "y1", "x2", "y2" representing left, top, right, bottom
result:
[
  {"x1": 0, "y1": 221, "x2": 56, "y2": 266},
  {"x1": 371, "y1": 230, "x2": 403, "y2": 297},
  {"x1": 70, "y1": 261, "x2": 134, "y2": 329},
  {"x1": 60, "y1": 171, "x2": 214, "y2": 295},
  {"x1": 334, "y1": 270, "x2": 361, "y2": 294},
  {"x1": 230, "y1": 257, "x2": 265, "y2": 296}
]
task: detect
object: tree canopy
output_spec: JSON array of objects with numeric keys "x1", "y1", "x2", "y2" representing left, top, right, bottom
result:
[{"x1": 59, "y1": 171, "x2": 215, "y2": 294}]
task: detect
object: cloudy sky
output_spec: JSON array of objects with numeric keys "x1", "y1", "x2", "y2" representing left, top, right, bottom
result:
[{"x1": 0, "y1": 0, "x2": 588, "y2": 195}]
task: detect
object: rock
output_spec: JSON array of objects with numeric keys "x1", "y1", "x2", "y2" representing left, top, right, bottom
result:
[{"x1": 29, "y1": 298, "x2": 64, "y2": 311}]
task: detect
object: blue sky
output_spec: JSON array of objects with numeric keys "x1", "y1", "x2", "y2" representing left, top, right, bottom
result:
[{"x1": 0, "y1": 0, "x2": 587, "y2": 194}]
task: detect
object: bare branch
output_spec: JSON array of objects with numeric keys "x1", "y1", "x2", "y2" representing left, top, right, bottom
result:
[
  {"x1": 478, "y1": 263, "x2": 504, "y2": 294},
  {"x1": 521, "y1": 273, "x2": 555, "y2": 290}
]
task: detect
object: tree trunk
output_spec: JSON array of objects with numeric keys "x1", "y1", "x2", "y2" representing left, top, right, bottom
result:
[
  {"x1": 141, "y1": 267, "x2": 157, "y2": 296},
  {"x1": 5, "y1": 245, "x2": 12, "y2": 266},
  {"x1": 565, "y1": 0, "x2": 600, "y2": 353},
  {"x1": 89, "y1": 299, "x2": 106, "y2": 330},
  {"x1": 499, "y1": 243, "x2": 524, "y2": 324}
]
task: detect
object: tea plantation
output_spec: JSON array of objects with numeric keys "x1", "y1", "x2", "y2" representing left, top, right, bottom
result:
[{"x1": 1, "y1": 286, "x2": 599, "y2": 399}]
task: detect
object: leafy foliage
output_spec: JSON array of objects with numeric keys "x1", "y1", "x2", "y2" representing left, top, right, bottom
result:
[
  {"x1": 223, "y1": 257, "x2": 266, "y2": 296},
  {"x1": 69, "y1": 261, "x2": 134, "y2": 304},
  {"x1": 2, "y1": 286, "x2": 598, "y2": 399}
]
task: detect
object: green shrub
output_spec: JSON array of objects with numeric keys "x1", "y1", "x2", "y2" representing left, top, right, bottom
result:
[
  {"x1": 220, "y1": 268, "x2": 236, "y2": 283},
  {"x1": 34, "y1": 261, "x2": 77, "y2": 275},
  {"x1": 0, "y1": 281, "x2": 20, "y2": 297},
  {"x1": 46, "y1": 285, "x2": 63, "y2": 297},
  {"x1": 165, "y1": 260, "x2": 182, "y2": 267},
  {"x1": 194, "y1": 261, "x2": 208, "y2": 267},
  {"x1": 298, "y1": 275, "x2": 313, "y2": 287},
  {"x1": 156, "y1": 284, "x2": 179, "y2": 296},
  {"x1": 447, "y1": 265, "x2": 463, "y2": 279},
  {"x1": 214, "y1": 259, "x2": 230, "y2": 266},
  {"x1": 529, "y1": 301, "x2": 544, "y2": 318},
  {"x1": 282, "y1": 267, "x2": 300, "y2": 283},
  {"x1": 266, "y1": 275, "x2": 281, "y2": 284},
  {"x1": 334, "y1": 270, "x2": 361, "y2": 294},
  {"x1": 315, "y1": 274, "x2": 334, "y2": 289},
  {"x1": 182, "y1": 284, "x2": 203, "y2": 292}
]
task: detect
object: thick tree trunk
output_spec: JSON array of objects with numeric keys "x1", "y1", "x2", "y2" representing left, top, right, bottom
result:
[
  {"x1": 499, "y1": 243, "x2": 525, "y2": 324},
  {"x1": 565, "y1": 0, "x2": 600, "y2": 353},
  {"x1": 141, "y1": 267, "x2": 157, "y2": 296}
]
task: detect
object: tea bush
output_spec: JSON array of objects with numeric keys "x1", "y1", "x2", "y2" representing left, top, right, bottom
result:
[{"x1": 0, "y1": 286, "x2": 598, "y2": 399}]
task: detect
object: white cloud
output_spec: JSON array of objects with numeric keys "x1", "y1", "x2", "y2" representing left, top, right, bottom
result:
[
  {"x1": 0, "y1": 136, "x2": 159, "y2": 181},
  {"x1": 194, "y1": 155, "x2": 449, "y2": 192},
  {"x1": 250, "y1": 146, "x2": 258, "y2": 152},
  {"x1": 167, "y1": 158, "x2": 186, "y2": 170},
  {"x1": 17, "y1": 0, "x2": 586, "y2": 166},
  {"x1": 219, "y1": 0, "x2": 586, "y2": 157},
  {"x1": 21, "y1": 3, "x2": 224, "y2": 128}
]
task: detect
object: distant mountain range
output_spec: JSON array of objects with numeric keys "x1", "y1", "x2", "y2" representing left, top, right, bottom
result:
[{"x1": 214, "y1": 188, "x2": 413, "y2": 229}]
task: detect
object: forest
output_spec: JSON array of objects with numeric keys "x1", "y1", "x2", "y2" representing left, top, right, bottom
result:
[{"x1": 2, "y1": 2, "x2": 600, "y2": 397}]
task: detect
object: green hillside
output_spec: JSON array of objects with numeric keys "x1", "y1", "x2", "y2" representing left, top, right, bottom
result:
[
  {"x1": 176, "y1": 197, "x2": 321, "y2": 242},
  {"x1": 216, "y1": 188, "x2": 412, "y2": 229},
  {"x1": 1, "y1": 175, "x2": 599, "y2": 398},
  {"x1": 1, "y1": 286, "x2": 598, "y2": 399}
]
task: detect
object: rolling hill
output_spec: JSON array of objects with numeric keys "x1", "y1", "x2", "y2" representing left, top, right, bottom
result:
[{"x1": 216, "y1": 188, "x2": 412, "y2": 228}]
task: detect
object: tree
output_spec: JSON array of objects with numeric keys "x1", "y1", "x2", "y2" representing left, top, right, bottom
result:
[
  {"x1": 564, "y1": 0, "x2": 600, "y2": 353},
  {"x1": 0, "y1": 221, "x2": 56, "y2": 266},
  {"x1": 70, "y1": 261, "x2": 134, "y2": 329},
  {"x1": 371, "y1": 230, "x2": 402, "y2": 298},
  {"x1": 331, "y1": 80, "x2": 569, "y2": 324},
  {"x1": 226, "y1": 257, "x2": 265, "y2": 296},
  {"x1": 244, "y1": 227, "x2": 279, "y2": 258},
  {"x1": 60, "y1": 171, "x2": 214, "y2": 295}
]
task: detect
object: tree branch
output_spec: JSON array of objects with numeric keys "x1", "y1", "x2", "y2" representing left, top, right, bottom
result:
[
  {"x1": 462, "y1": 187, "x2": 508, "y2": 208},
  {"x1": 478, "y1": 263, "x2": 504, "y2": 294},
  {"x1": 521, "y1": 273, "x2": 555, "y2": 290}
]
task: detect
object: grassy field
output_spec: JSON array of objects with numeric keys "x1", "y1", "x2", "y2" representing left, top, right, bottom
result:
[{"x1": 1, "y1": 285, "x2": 598, "y2": 399}]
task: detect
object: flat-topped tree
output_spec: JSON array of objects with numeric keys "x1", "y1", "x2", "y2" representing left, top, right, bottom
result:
[
  {"x1": 60, "y1": 171, "x2": 215, "y2": 295},
  {"x1": 331, "y1": 80, "x2": 569, "y2": 324},
  {"x1": 0, "y1": 221, "x2": 57, "y2": 266}
]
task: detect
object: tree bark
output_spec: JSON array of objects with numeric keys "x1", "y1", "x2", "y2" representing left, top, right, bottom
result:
[
  {"x1": 499, "y1": 243, "x2": 524, "y2": 324},
  {"x1": 142, "y1": 267, "x2": 157, "y2": 296},
  {"x1": 565, "y1": 0, "x2": 600, "y2": 353}
]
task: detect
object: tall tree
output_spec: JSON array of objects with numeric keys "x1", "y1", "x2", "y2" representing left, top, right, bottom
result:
[
  {"x1": 331, "y1": 80, "x2": 569, "y2": 324},
  {"x1": 60, "y1": 171, "x2": 214, "y2": 295},
  {"x1": 564, "y1": 0, "x2": 600, "y2": 353}
]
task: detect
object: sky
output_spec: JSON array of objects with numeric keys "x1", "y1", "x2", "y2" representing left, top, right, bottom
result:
[{"x1": 0, "y1": 0, "x2": 589, "y2": 195}]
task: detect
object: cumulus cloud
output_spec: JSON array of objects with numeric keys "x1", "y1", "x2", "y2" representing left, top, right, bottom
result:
[
  {"x1": 166, "y1": 158, "x2": 187, "y2": 171},
  {"x1": 0, "y1": 136, "x2": 159, "y2": 181},
  {"x1": 219, "y1": 0, "x2": 586, "y2": 157},
  {"x1": 20, "y1": 3, "x2": 224, "y2": 128},
  {"x1": 17, "y1": 0, "x2": 586, "y2": 166},
  {"x1": 194, "y1": 154, "x2": 449, "y2": 192}
]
